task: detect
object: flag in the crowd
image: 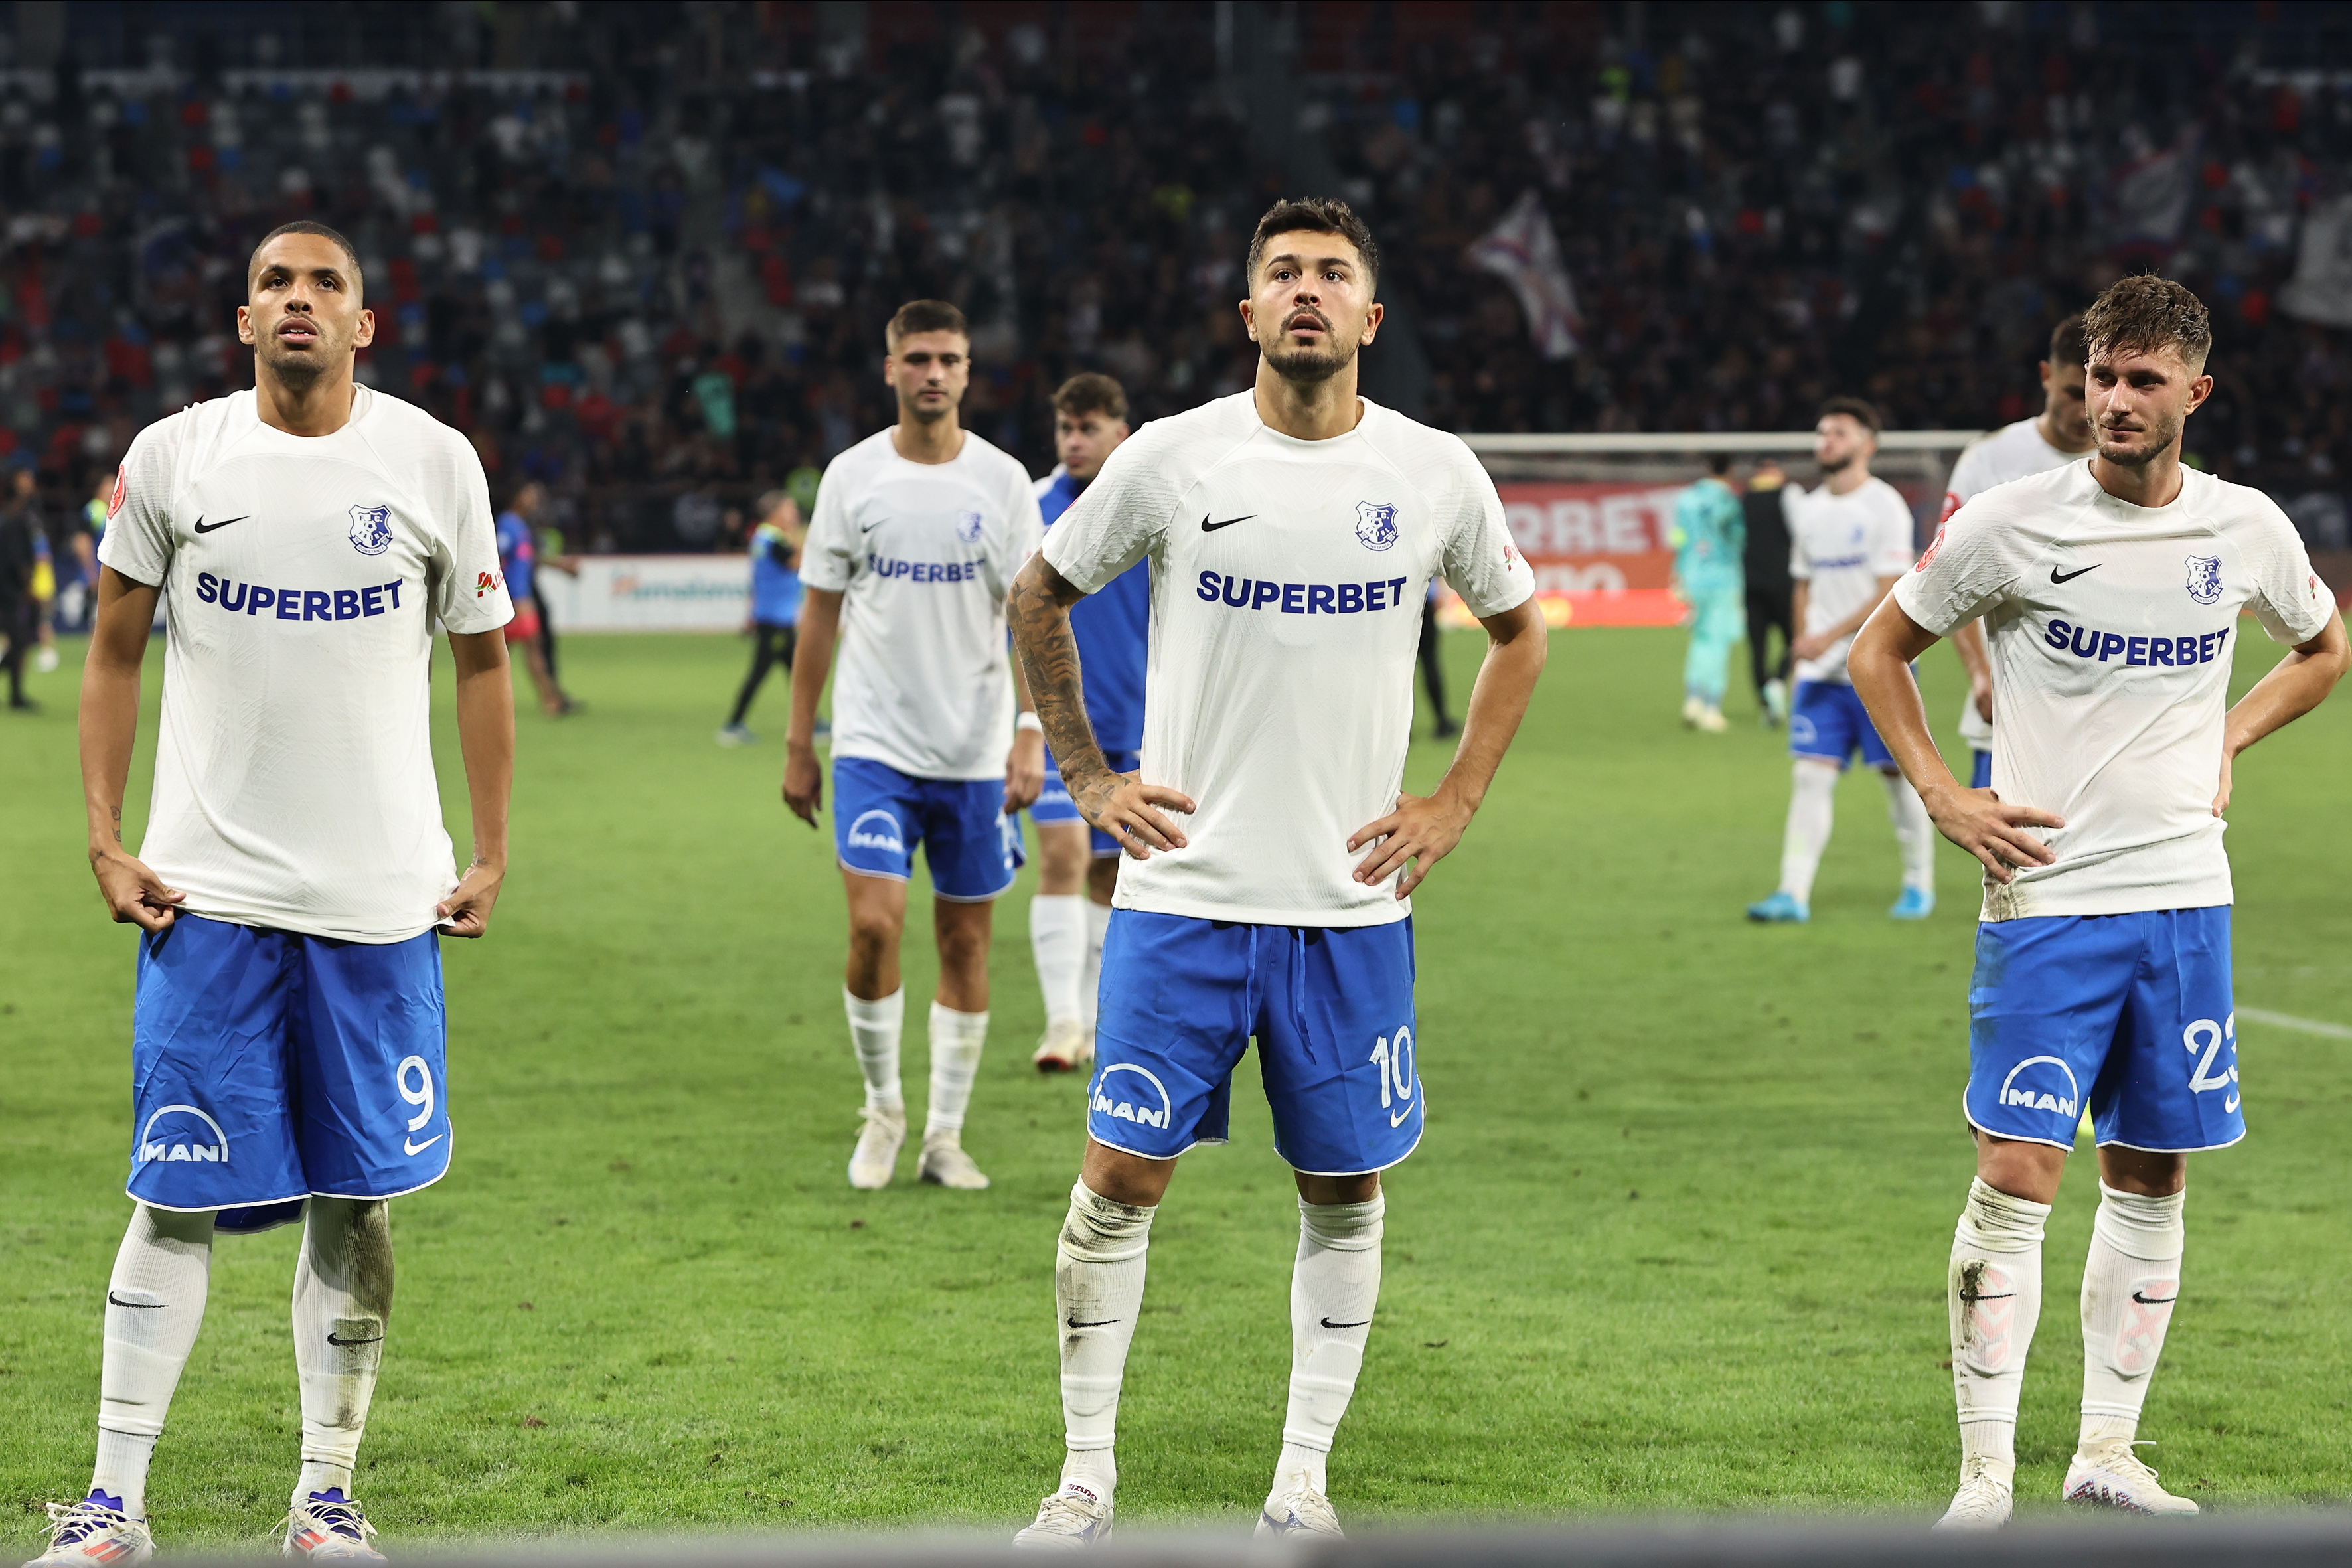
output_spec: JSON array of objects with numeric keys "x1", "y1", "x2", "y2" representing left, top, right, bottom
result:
[
  {"x1": 2106, "y1": 133, "x2": 2195, "y2": 250},
  {"x1": 2280, "y1": 194, "x2": 2352, "y2": 327},
  {"x1": 1465, "y1": 190, "x2": 1583, "y2": 360}
]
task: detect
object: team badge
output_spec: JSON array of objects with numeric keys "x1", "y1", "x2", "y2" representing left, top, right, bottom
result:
[
  {"x1": 1354, "y1": 500, "x2": 1399, "y2": 552},
  {"x1": 2184, "y1": 554, "x2": 2223, "y2": 606},
  {"x1": 955, "y1": 509, "x2": 985, "y2": 544},
  {"x1": 348, "y1": 504, "x2": 394, "y2": 556}
]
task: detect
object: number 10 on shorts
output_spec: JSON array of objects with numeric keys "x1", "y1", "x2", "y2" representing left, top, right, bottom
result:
[{"x1": 1370, "y1": 1028, "x2": 1417, "y2": 1125}]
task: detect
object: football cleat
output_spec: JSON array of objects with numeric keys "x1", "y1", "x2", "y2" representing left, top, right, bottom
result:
[
  {"x1": 1012, "y1": 1485, "x2": 1113, "y2": 1550},
  {"x1": 918, "y1": 1133, "x2": 990, "y2": 1190},
  {"x1": 1889, "y1": 886, "x2": 1936, "y2": 921},
  {"x1": 1746, "y1": 891, "x2": 1810, "y2": 924},
  {"x1": 2063, "y1": 1443, "x2": 2198, "y2": 1516},
  {"x1": 1032, "y1": 1020, "x2": 1093, "y2": 1073},
  {"x1": 714, "y1": 724, "x2": 755, "y2": 747},
  {"x1": 1680, "y1": 696, "x2": 1705, "y2": 728},
  {"x1": 1932, "y1": 1457, "x2": 2013, "y2": 1530},
  {"x1": 280, "y1": 1492, "x2": 384, "y2": 1561},
  {"x1": 1255, "y1": 1487, "x2": 1344, "y2": 1541},
  {"x1": 1761, "y1": 678, "x2": 1789, "y2": 727},
  {"x1": 1691, "y1": 704, "x2": 1729, "y2": 734},
  {"x1": 36, "y1": 645, "x2": 60, "y2": 674},
  {"x1": 25, "y1": 1494, "x2": 151, "y2": 1566},
  {"x1": 848, "y1": 1103, "x2": 906, "y2": 1190}
]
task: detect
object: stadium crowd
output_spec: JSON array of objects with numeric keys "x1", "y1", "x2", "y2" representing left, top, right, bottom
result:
[{"x1": 3, "y1": 1, "x2": 2351, "y2": 564}]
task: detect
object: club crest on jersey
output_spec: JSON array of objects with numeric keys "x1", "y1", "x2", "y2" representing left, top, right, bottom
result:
[
  {"x1": 348, "y1": 504, "x2": 394, "y2": 557},
  {"x1": 954, "y1": 509, "x2": 985, "y2": 544},
  {"x1": 1354, "y1": 500, "x2": 1399, "y2": 552},
  {"x1": 2184, "y1": 554, "x2": 2223, "y2": 605}
]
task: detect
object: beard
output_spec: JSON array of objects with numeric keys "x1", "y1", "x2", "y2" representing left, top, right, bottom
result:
[
  {"x1": 2094, "y1": 408, "x2": 2181, "y2": 468},
  {"x1": 256, "y1": 329, "x2": 344, "y2": 386},
  {"x1": 902, "y1": 390, "x2": 957, "y2": 424},
  {"x1": 1817, "y1": 449, "x2": 1855, "y2": 475},
  {"x1": 1262, "y1": 335, "x2": 1355, "y2": 384}
]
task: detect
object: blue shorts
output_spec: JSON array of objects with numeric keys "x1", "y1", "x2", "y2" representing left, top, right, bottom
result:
[
  {"x1": 1789, "y1": 680, "x2": 1895, "y2": 769},
  {"x1": 129, "y1": 914, "x2": 452, "y2": 1217},
  {"x1": 834, "y1": 755, "x2": 1023, "y2": 902},
  {"x1": 1031, "y1": 747, "x2": 1140, "y2": 858},
  {"x1": 1087, "y1": 911, "x2": 1422, "y2": 1176},
  {"x1": 1966, "y1": 907, "x2": 2242, "y2": 1152},
  {"x1": 1970, "y1": 749, "x2": 1993, "y2": 790}
]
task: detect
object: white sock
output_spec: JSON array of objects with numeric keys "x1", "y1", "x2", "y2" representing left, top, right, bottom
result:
[
  {"x1": 1882, "y1": 769, "x2": 1936, "y2": 893},
  {"x1": 925, "y1": 1002, "x2": 988, "y2": 1138},
  {"x1": 845, "y1": 988, "x2": 904, "y2": 1111},
  {"x1": 93, "y1": 1205, "x2": 214, "y2": 1517},
  {"x1": 2079, "y1": 1182, "x2": 2186, "y2": 1452},
  {"x1": 1055, "y1": 1182, "x2": 1154, "y2": 1502},
  {"x1": 292, "y1": 1198, "x2": 393, "y2": 1505},
  {"x1": 1081, "y1": 899, "x2": 1111, "y2": 1035},
  {"x1": 1778, "y1": 760, "x2": 1838, "y2": 903},
  {"x1": 1030, "y1": 894, "x2": 1086, "y2": 1028},
  {"x1": 1271, "y1": 1194, "x2": 1385, "y2": 1504},
  {"x1": 1949, "y1": 1177, "x2": 2049, "y2": 1486}
]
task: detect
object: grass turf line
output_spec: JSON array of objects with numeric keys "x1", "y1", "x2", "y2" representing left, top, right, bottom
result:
[{"x1": 3, "y1": 625, "x2": 2348, "y2": 1543}]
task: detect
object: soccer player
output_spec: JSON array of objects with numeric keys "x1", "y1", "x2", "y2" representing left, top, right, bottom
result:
[
  {"x1": 718, "y1": 488, "x2": 806, "y2": 745},
  {"x1": 1939, "y1": 315, "x2": 2095, "y2": 789},
  {"x1": 1745, "y1": 398, "x2": 1936, "y2": 923},
  {"x1": 494, "y1": 482, "x2": 572, "y2": 716},
  {"x1": 1026, "y1": 374, "x2": 1135, "y2": 1073},
  {"x1": 781, "y1": 299, "x2": 1046, "y2": 1192},
  {"x1": 1741, "y1": 457, "x2": 1794, "y2": 726},
  {"x1": 1004, "y1": 197, "x2": 1544, "y2": 1546},
  {"x1": 1669, "y1": 452, "x2": 1745, "y2": 732},
  {"x1": 35, "y1": 220, "x2": 515, "y2": 1566},
  {"x1": 1851, "y1": 275, "x2": 2346, "y2": 1529}
]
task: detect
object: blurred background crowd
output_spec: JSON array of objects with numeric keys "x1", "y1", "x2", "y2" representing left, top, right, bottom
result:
[{"x1": 6, "y1": 0, "x2": 2352, "y2": 587}]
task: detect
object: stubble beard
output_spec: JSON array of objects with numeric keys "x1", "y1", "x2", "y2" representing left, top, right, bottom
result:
[
  {"x1": 2095, "y1": 410, "x2": 2181, "y2": 469},
  {"x1": 902, "y1": 392, "x2": 956, "y2": 426},
  {"x1": 1263, "y1": 337, "x2": 1354, "y2": 386}
]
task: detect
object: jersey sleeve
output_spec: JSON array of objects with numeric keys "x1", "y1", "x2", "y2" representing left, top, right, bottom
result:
[
  {"x1": 1891, "y1": 498, "x2": 2027, "y2": 637},
  {"x1": 1869, "y1": 489, "x2": 1918, "y2": 576},
  {"x1": 797, "y1": 452, "x2": 860, "y2": 593},
  {"x1": 428, "y1": 431, "x2": 513, "y2": 634},
  {"x1": 94, "y1": 424, "x2": 180, "y2": 588},
  {"x1": 986, "y1": 462, "x2": 1046, "y2": 603},
  {"x1": 1042, "y1": 426, "x2": 1176, "y2": 593},
  {"x1": 1940, "y1": 442, "x2": 1990, "y2": 522},
  {"x1": 1784, "y1": 490, "x2": 1812, "y2": 579},
  {"x1": 1439, "y1": 451, "x2": 1537, "y2": 618},
  {"x1": 2242, "y1": 503, "x2": 2336, "y2": 646}
]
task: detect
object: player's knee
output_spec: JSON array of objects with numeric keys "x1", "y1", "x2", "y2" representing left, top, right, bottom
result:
[{"x1": 1059, "y1": 1180, "x2": 1156, "y2": 1263}]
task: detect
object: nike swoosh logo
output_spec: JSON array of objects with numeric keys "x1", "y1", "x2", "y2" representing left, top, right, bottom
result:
[
  {"x1": 2225, "y1": 1093, "x2": 2240, "y2": 1113},
  {"x1": 2049, "y1": 563, "x2": 2100, "y2": 583},
  {"x1": 327, "y1": 1332, "x2": 384, "y2": 1346},
  {"x1": 1319, "y1": 1317, "x2": 1371, "y2": 1329},
  {"x1": 404, "y1": 1134, "x2": 445, "y2": 1156},
  {"x1": 192, "y1": 514, "x2": 250, "y2": 535},
  {"x1": 1066, "y1": 1316, "x2": 1120, "y2": 1329},
  {"x1": 1959, "y1": 1291, "x2": 2016, "y2": 1302},
  {"x1": 1389, "y1": 1106, "x2": 1413, "y2": 1127},
  {"x1": 108, "y1": 1292, "x2": 167, "y2": 1308},
  {"x1": 2130, "y1": 1291, "x2": 2177, "y2": 1306},
  {"x1": 1200, "y1": 513, "x2": 1256, "y2": 532}
]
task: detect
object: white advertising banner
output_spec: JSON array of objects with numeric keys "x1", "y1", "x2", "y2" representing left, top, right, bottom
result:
[{"x1": 536, "y1": 554, "x2": 749, "y2": 632}]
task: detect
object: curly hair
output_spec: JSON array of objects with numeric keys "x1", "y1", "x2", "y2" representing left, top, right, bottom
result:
[{"x1": 2082, "y1": 275, "x2": 2211, "y2": 374}]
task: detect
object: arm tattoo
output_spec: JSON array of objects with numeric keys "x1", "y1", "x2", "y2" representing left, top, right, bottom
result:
[{"x1": 1007, "y1": 564, "x2": 1107, "y2": 789}]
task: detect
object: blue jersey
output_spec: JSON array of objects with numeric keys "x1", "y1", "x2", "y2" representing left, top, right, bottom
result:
[
  {"x1": 749, "y1": 521, "x2": 802, "y2": 624},
  {"x1": 1040, "y1": 467, "x2": 1147, "y2": 752},
  {"x1": 1670, "y1": 477, "x2": 1745, "y2": 592},
  {"x1": 495, "y1": 510, "x2": 536, "y2": 603}
]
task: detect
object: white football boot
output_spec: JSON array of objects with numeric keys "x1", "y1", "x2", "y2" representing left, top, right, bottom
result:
[
  {"x1": 1012, "y1": 1485, "x2": 1113, "y2": 1549},
  {"x1": 25, "y1": 1496, "x2": 152, "y2": 1566},
  {"x1": 1255, "y1": 1487, "x2": 1344, "y2": 1541},
  {"x1": 1932, "y1": 1456, "x2": 2013, "y2": 1530},
  {"x1": 1031, "y1": 1020, "x2": 1093, "y2": 1073},
  {"x1": 280, "y1": 1491, "x2": 384, "y2": 1561},
  {"x1": 848, "y1": 1104, "x2": 906, "y2": 1190},
  {"x1": 917, "y1": 1132, "x2": 990, "y2": 1190},
  {"x1": 2063, "y1": 1441, "x2": 2198, "y2": 1515}
]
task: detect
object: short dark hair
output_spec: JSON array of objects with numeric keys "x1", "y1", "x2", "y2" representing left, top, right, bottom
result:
[
  {"x1": 2048, "y1": 313, "x2": 2086, "y2": 368},
  {"x1": 1706, "y1": 453, "x2": 1733, "y2": 475},
  {"x1": 1052, "y1": 373, "x2": 1128, "y2": 424},
  {"x1": 886, "y1": 299, "x2": 968, "y2": 349},
  {"x1": 1818, "y1": 395, "x2": 1883, "y2": 435},
  {"x1": 248, "y1": 220, "x2": 363, "y2": 293},
  {"x1": 1245, "y1": 197, "x2": 1379, "y2": 290},
  {"x1": 2081, "y1": 274, "x2": 2211, "y2": 375}
]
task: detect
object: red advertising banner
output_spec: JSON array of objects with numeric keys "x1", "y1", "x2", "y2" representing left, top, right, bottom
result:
[{"x1": 1490, "y1": 481, "x2": 1686, "y2": 627}]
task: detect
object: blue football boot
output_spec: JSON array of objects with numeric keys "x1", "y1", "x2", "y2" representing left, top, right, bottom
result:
[
  {"x1": 1745, "y1": 891, "x2": 1810, "y2": 923},
  {"x1": 1889, "y1": 886, "x2": 1936, "y2": 921}
]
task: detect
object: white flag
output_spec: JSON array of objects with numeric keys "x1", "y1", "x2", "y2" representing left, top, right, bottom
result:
[
  {"x1": 1464, "y1": 189, "x2": 1583, "y2": 360},
  {"x1": 2280, "y1": 195, "x2": 2352, "y2": 328},
  {"x1": 2107, "y1": 133, "x2": 2195, "y2": 248}
]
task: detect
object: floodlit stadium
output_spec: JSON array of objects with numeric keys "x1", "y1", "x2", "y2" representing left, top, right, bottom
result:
[{"x1": 5, "y1": 4, "x2": 2352, "y2": 1565}]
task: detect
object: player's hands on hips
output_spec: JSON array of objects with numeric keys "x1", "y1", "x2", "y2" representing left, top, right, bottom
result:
[
  {"x1": 1004, "y1": 729, "x2": 1046, "y2": 814},
  {"x1": 1792, "y1": 631, "x2": 1834, "y2": 663},
  {"x1": 1349, "y1": 789, "x2": 1474, "y2": 898},
  {"x1": 1971, "y1": 675, "x2": 1994, "y2": 723},
  {"x1": 782, "y1": 743, "x2": 823, "y2": 827},
  {"x1": 2212, "y1": 749, "x2": 2234, "y2": 817},
  {"x1": 435, "y1": 858, "x2": 504, "y2": 938},
  {"x1": 1921, "y1": 783, "x2": 2063, "y2": 884},
  {"x1": 1072, "y1": 766, "x2": 1194, "y2": 861},
  {"x1": 90, "y1": 846, "x2": 184, "y2": 932}
]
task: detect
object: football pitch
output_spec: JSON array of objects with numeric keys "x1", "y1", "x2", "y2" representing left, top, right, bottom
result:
[{"x1": 5, "y1": 625, "x2": 2349, "y2": 1546}]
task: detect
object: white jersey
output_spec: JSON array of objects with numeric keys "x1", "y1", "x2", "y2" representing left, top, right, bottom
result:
[
  {"x1": 1895, "y1": 462, "x2": 2333, "y2": 921},
  {"x1": 1942, "y1": 419, "x2": 2090, "y2": 749},
  {"x1": 1786, "y1": 475, "x2": 1917, "y2": 684},
  {"x1": 98, "y1": 388, "x2": 512, "y2": 943},
  {"x1": 799, "y1": 428, "x2": 1044, "y2": 780},
  {"x1": 1042, "y1": 392, "x2": 1535, "y2": 927}
]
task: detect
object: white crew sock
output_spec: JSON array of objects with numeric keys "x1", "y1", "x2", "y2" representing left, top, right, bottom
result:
[
  {"x1": 92, "y1": 1205, "x2": 214, "y2": 1517},
  {"x1": 291, "y1": 1198, "x2": 394, "y2": 1505},
  {"x1": 845, "y1": 988, "x2": 905, "y2": 1111},
  {"x1": 1882, "y1": 769, "x2": 1936, "y2": 893},
  {"x1": 2079, "y1": 1182, "x2": 2186, "y2": 1452},
  {"x1": 1948, "y1": 1177, "x2": 2049, "y2": 1487},
  {"x1": 1081, "y1": 899, "x2": 1111, "y2": 1035},
  {"x1": 1055, "y1": 1182, "x2": 1155, "y2": 1502},
  {"x1": 1271, "y1": 1195, "x2": 1385, "y2": 1504},
  {"x1": 1029, "y1": 894, "x2": 1087, "y2": 1028},
  {"x1": 925, "y1": 1002, "x2": 988, "y2": 1138},
  {"x1": 1778, "y1": 760, "x2": 1838, "y2": 903}
]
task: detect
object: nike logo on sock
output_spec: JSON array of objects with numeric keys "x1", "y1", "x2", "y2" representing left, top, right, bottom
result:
[
  {"x1": 2130, "y1": 1291, "x2": 2177, "y2": 1306},
  {"x1": 327, "y1": 1332, "x2": 384, "y2": 1346},
  {"x1": 2049, "y1": 562, "x2": 2101, "y2": 583},
  {"x1": 1066, "y1": 1316, "x2": 1120, "y2": 1329},
  {"x1": 107, "y1": 1292, "x2": 166, "y2": 1308},
  {"x1": 1319, "y1": 1316, "x2": 1371, "y2": 1329},
  {"x1": 404, "y1": 1133, "x2": 444, "y2": 1156},
  {"x1": 1199, "y1": 513, "x2": 1256, "y2": 532}
]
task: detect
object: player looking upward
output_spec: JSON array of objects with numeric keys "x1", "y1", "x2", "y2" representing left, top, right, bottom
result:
[
  {"x1": 1851, "y1": 275, "x2": 2346, "y2": 1529},
  {"x1": 1026, "y1": 374, "x2": 1136, "y2": 1074},
  {"x1": 781, "y1": 299, "x2": 1046, "y2": 1192},
  {"x1": 1940, "y1": 315, "x2": 2095, "y2": 789},
  {"x1": 1004, "y1": 197, "x2": 1545, "y2": 1547},
  {"x1": 1745, "y1": 398, "x2": 1936, "y2": 923},
  {"x1": 1670, "y1": 452, "x2": 1745, "y2": 732},
  {"x1": 37, "y1": 220, "x2": 516, "y2": 1567}
]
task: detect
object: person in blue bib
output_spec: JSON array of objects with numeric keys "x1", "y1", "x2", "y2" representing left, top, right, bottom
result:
[{"x1": 718, "y1": 489, "x2": 806, "y2": 746}]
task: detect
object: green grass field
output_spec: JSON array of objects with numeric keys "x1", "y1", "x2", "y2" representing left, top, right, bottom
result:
[{"x1": 5, "y1": 623, "x2": 2349, "y2": 1549}]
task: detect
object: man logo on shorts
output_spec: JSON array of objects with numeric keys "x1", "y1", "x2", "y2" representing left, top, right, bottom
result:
[
  {"x1": 1091, "y1": 1063, "x2": 1173, "y2": 1131},
  {"x1": 846, "y1": 809, "x2": 905, "y2": 855},
  {"x1": 1998, "y1": 1055, "x2": 2080, "y2": 1120},
  {"x1": 137, "y1": 1103, "x2": 231, "y2": 1165}
]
